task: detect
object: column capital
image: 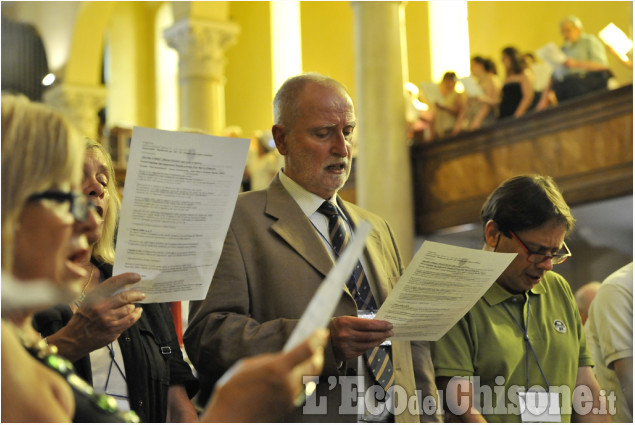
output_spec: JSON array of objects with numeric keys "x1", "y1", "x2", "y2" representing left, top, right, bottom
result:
[
  {"x1": 164, "y1": 18, "x2": 240, "y2": 80},
  {"x1": 43, "y1": 83, "x2": 107, "y2": 140}
]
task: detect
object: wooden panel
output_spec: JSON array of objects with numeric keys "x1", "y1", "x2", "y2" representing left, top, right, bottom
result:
[{"x1": 412, "y1": 85, "x2": 633, "y2": 235}]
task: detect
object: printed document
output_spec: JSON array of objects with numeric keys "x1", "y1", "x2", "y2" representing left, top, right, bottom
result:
[
  {"x1": 535, "y1": 42, "x2": 568, "y2": 68},
  {"x1": 113, "y1": 126, "x2": 249, "y2": 303},
  {"x1": 375, "y1": 241, "x2": 516, "y2": 341}
]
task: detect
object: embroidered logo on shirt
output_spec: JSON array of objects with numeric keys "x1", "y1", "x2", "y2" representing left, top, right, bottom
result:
[{"x1": 553, "y1": 319, "x2": 567, "y2": 333}]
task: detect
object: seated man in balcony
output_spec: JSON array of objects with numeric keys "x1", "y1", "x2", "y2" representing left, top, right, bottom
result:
[{"x1": 537, "y1": 16, "x2": 610, "y2": 109}]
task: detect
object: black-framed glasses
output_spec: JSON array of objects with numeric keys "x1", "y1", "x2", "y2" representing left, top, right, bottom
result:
[
  {"x1": 27, "y1": 190, "x2": 96, "y2": 222},
  {"x1": 509, "y1": 231, "x2": 571, "y2": 265}
]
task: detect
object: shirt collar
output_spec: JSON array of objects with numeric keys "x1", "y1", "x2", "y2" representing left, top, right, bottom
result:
[
  {"x1": 278, "y1": 171, "x2": 338, "y2": 218},
  {"x1": 483, "y1": 276, "x2": 547, "y2": 306}
]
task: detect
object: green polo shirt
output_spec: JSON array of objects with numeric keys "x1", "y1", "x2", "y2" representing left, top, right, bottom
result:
[{"x1": 431, "y1": 271, "x2": 593, "y2": 422}]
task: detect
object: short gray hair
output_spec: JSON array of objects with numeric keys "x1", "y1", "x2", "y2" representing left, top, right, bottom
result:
[
  {"x1": 272, "y1": 73, "x2": 350, "y2": 127},
  {"x1": 560, "y1": 15, "x2": 583, "y2": 30}
]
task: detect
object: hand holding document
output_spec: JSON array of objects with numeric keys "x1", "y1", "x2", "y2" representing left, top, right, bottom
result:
[
  {"x1": 112, "y1": 127, "x2": 249, "y2": 303},
  {"x1": 283, "y1": 221, "x2": 372, "y2": 352},
  {"x1": 536, "y1": 42, "x2": 568, "y2": 69},
  {"x1": 217, "y1": 221, "x2": 372, "y2": 405},
  {"x1": 375, "y1": 241, "x2": 517, "y2": 341}
]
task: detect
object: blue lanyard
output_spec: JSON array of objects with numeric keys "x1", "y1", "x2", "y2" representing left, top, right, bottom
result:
[
  {"x1": 104, "y1": 343, "x2": 128, "y2": 399},
  {"x1": 502, "y1": 295, "x2": 550, "y2": 390}
]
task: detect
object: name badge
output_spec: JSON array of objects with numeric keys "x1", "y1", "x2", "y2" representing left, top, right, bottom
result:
[
  {"x1": 518, "y1": 391, "x2": 561, "y2": 423},
  {"x1": 358, "y1": 310, "x2": 391, "y2": 346}
]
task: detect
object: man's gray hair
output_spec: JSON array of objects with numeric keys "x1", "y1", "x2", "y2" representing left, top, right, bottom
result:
[
  {"x1": 273, "y1": 73, "x2": 350, "y2": 127},
  {"x1": 560, "y1": 15, "x2": 583, "y2": 30}
]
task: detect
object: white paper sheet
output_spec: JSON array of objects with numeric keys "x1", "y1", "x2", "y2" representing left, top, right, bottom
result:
[
  {"x1": 112, "y1": 126, "x2": 250, "y2": 303},
  {"x1": 460, "y1": 76, "x2": 485, "y2": 98},
  {"x1": 283, "y1": 221, "x2": 372, "y2": 352},
  {"x1": 535, "y1": 42, "x2": 568, "y2": 69},
  {"x1": 599, "y1": 23, "x2": 633, "y2": 59},
  {"x1": 420, "y1": 82, "x2": 443, "y2": 106},
  {"x1": 375, "y1": 241, "x2": 517, "y2": 341}
]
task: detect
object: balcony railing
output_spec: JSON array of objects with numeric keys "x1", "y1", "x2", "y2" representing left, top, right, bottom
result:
[{"x1": 411, "y1": 85, "x2": 633, "y2": 235}]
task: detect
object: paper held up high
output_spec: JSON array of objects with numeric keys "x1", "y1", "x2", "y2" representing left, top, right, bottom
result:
[
  {"x1": 112, "y1": 126, "x2": 250, "y2": 303},
  {"x1": 375, "y1": 241, "x2": 517, "y2": 341},
  {"x1": 535, "y1": 42, "x2": 568, "y2": 68},
  {"x1": 599, "y1": 23, "x2": 633, "y2": 60}
]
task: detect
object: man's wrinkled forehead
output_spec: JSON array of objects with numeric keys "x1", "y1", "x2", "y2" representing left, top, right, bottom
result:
[{"x1": 297, "y1": 83, "x2": 355, "y2": 119}]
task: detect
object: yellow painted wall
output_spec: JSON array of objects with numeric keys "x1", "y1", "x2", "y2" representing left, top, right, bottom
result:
[
  {"x1": 65, "y1": 2, "x2": 116, "y2": 86},
  {"x1": 300, "y1": 1, "x2": 356, "y2": 102},
  {"x1": 225, "y1": 1, "x2": 273, "y2": 137},
  {"x1": 468, "y1": 1, "x2": 633, "y2": 85},
  {"x1": 105, "y1": 2, "x2": 157, "y2": 128},
  {"x1": 56, "y1": 0, "x2": 631, "y2": 136},
  {"x1": 190, "y1": 1, "x2": 230, "y2": 21},
  {"x1": 405, "y1": 1, "x2": 432, "y2": 88}
]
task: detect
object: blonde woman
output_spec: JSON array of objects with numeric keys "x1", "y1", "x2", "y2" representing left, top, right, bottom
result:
[
  {"x1": 24, "y1": 122, "x2": 328, "y2": 422},
  {"x1": 34, "y1": 139, "x2": 200, "y2": 422},
  {"x1": 1, "y1": 94, "x2": 139, "y2": 422}
]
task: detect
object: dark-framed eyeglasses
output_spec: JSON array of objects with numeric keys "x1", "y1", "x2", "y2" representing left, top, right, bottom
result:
[
  {"x1": 509, "y1": 231, "x2": 571, "y2": 265},
  {"x1": 27, "y1": 190, "x2": 97, "y2": 222}
]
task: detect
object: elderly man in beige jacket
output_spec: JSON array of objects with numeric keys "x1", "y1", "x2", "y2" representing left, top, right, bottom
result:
[{"x1": 185, "y1": 73, "x2": 440, "y2": 423}]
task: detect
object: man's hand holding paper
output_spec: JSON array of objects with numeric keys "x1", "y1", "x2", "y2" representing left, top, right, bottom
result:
[{"x1": 329, "y1": 316, "x2": 393, "y2": 362}]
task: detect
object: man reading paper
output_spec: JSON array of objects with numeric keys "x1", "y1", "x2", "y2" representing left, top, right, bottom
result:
[
  {"x1": 184, "y1": 73, "x2": 440, "y2": 422},
  {"x1": 431, "y1": 175, "x2": 610, "y2": 423}
]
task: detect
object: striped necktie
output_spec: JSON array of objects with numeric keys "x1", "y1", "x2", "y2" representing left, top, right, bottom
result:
[{"x1": 317, "y1": 201, "x2": 394, "y2": 390}]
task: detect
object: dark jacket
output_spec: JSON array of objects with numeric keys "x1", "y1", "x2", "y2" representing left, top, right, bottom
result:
[{"x1": 34, "y1": 260, "x2": 198, "y2": 423}]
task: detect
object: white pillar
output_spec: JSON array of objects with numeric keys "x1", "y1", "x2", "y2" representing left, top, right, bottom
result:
[
  {"x1": 43, "y1": 83, "x2": 107, "y2": 140},
  {"x1": 164, "y1": 18, "x2": 239, "y2": 135},
  {"x1": 352, "y1": 1, "x2": 414, "y2": 262}
]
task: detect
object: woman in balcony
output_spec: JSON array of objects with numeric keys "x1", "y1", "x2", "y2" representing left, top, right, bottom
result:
[
  {"x1": 499, "y1": 46, "x2": 535, "y2": 120},
  {"x1": 466, "y1": 56, "x2": 502, "y2": 130}
]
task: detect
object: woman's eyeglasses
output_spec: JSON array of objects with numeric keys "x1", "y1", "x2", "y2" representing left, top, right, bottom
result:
[{"x1": 27, "y1": 190, "x2": 97, "y2": 222}]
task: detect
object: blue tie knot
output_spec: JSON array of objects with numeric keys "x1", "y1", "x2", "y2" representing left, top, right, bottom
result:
[{"x1": 318, "y1": 201, "x2": 339, "y2": 217}]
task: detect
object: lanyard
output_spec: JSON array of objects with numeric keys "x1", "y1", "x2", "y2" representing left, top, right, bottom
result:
[
  {"x1": 310, "y1": 205, "x2": 355, "y2": 258},
  {"x1": 501, "y1": 295, "x2": 550, "y2": 390},
  {"x1": 104, "y1": 343, "x2": 128, "y2": 399}
]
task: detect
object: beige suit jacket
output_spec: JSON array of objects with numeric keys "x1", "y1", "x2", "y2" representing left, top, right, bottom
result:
[{"x1": 184, "y1": 175, "x2": 440, "y2": 422}]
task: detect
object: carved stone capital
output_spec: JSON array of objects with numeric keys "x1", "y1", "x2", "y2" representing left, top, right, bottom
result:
[
  {"x1": 43, "y1": 83, "x2": 107, "y2": 140},
  {"x1": 164, "y1": 18, "x2": 240, "y2": 81}
]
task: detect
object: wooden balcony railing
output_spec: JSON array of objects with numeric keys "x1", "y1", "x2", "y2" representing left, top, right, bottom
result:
[{"x1": 411, "y1": 85, "x2": 633, "y2": 235}]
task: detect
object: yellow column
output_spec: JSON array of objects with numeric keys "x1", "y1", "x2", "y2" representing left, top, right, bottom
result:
[
  {"x1": 352, "y1": 1, "x2": 414, "y2": 262},
  {"x1": 164, "y1": 18, "x2": 239, "y2": 135}
]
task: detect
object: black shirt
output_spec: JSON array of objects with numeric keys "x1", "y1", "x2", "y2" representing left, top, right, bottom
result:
[{"x1": 33, "y1": 259, "x2": 199, "y2": 423}]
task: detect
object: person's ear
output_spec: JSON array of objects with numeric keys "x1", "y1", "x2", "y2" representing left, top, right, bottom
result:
[
  {"x1": 484, "y1": 220, "x2": 501, "y2": 249},
  {"x1": 272, "y1": 125, "x2": 288, "y2": 155}
]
